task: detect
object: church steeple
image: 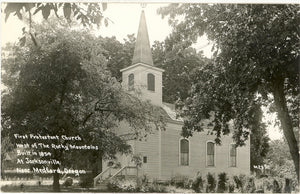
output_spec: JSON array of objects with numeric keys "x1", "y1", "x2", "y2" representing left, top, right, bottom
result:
[
  {"x1": 132, "y1": 10, "x2": 154, "y2": 66},
  {"x1": 120, "y1": 7, "x2": 164, "y2": 106}
]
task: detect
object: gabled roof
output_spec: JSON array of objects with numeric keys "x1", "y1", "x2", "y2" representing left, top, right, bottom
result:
[
  {"x1": 120, "y1": 63, "x2": 164, "y2": 73},
  {"x1": 132, "y1": 10, "x2": 154, "y2": 66}
]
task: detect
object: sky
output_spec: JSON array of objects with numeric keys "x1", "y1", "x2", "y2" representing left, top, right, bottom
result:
[
  {"x1": 1, "y1": 2, "x2": 284, "y2": 140},
  {"x1": 1, "y1": 3, "x2": 213, "y2": 56}
]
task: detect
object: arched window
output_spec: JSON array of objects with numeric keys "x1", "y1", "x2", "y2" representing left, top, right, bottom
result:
[
  {"x1": 180, "y1": 139, "x2": 189, "y2": 166},
  {"x1": 229, "y1": 144, "x2": 237, "y2": 167},
  {"x1": 147, "y1": 73, "x2": 155, "y2": 91},
  {"x1": 207, "y1": 141, "x2": 215, "y2": 167},
  {"x1": 128, "y1": 73, "x2": 134, "y2": 91}
]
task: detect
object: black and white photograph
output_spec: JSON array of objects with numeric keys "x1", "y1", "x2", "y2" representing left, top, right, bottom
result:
[{"x1": 1, "y1": 1, "x2": 299, "y2": 193}]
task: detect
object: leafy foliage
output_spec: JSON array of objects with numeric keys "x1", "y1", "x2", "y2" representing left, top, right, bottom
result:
[
  {"x1": 62, "y1": 177, "x2": 73, "y2": 187},
  {"x1": 272, "y1": 179, "x2": 282, "y2": 193},
  {"x1": 192, "y1": 173, "x2": 204, "y2": 193},
  {"x1": 233, "y1": 174, "x2": 246, "y2": 191},
  {"x1": 107, "y1": 178, "x2": 137, "y2": 192},
  {"x1": 106, "y1": 177, "x2": 167, "y2": 192},
  {"x1": 158, "y1": 3, "x2": 299, "y2": 179},
  {"x1": 283, "y1": 178, "x2": 292, "y2": 193},
  {"x1": 0, "y1": 135, "x2": 15, "y2": 178},
  {"x1": 100, "y1": 35, "x2": 136, "y2": 81},
  {"x1": 3, "y1": 3, "x2": 109, "y2": 46},
  {"x1": 131, "y1": 154, "x2": 142, "y2": 168},
  {"x1": 170, "y1": 174, "x2": 191, "y2": 189},
  {"x1": 265, "y1": 139, "x2": 298, "y2": 186},
  {"x1": 4, "y1": 3, "x2": 108, "y2": 27},
  {"x1": 206, "y1": 173, "x2": 216, "y2": 192},
  {"x1": 217, "y1": 172, "x2": 228, "y2": 193},
  {"x1": 244, "y1": 177, "x2": 256, "y2": 193},
  {"x1": 1, "y1": 21, "x2": 166, "y2": 191},
  {"x1": 228, "y1": 182, "x2": 235, "y2": 193},
  {"x1": 152, "y1": 37, "x2": 208, "y2": 104},
  {"x1": 79, "y1": 174, "x2": 94, "y2": 188},
  {"x1": 141, "y1": 181, "x2": 167, "y2": 193},
  {"x1": 249, "y1": 105, "x2": 270, "y2": 171},
  {"x1": 97, "y1": 32, "x2": 207, "y2": 104}
]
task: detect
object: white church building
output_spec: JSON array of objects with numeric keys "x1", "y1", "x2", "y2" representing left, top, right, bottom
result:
[{"x1": 94, "y1": 9, "x2": 250, "y2": 186}]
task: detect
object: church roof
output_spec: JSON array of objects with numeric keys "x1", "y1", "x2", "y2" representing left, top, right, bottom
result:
[
  {"x1": 120, "y1": 62, "x2": 164, "y2": 72},
  {"x1": 132, "y1": 10, "x2": 154, "y2": 66},
  {"x1": 162, "y1": 102, "x2": 184, "y2": 122}
]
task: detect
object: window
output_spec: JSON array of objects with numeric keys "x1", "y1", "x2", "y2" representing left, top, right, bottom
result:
[
  {"x1": 143, "y1": 156, "x2": 147, "y2": 163},
  {"x1": 128, "y1": 73, "x2": 134, "y2": 91},
  {"x1": 180, "y1": 139, "x2": 189, "y2": 166},
  {"x1": 207, "y1": 141, "x2": 215, "y2": 167},
  {"x1": 230, "y1": 144, "x2": 237, "y2": 167},
  {"x1": 147, "y1": 73, "x2": 155, "y2": 91}
]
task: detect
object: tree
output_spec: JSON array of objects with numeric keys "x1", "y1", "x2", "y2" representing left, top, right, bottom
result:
[
  {"x1": 3, "y1": 2, "x2": 108, "y2": 27},
  {"x1": 3, "y1": 2, "x2": 109, "y2": 46},
  {"x1": 100, "y1": 35, "x2": 136, "y2": 81},
  {"x1": 1, "y1": 21, "x2": 165, "y2": 191},
  {"x1": 152, "y1": 35, "x2": 208, "y2": 104},
  {"x1": 153, "y1": 31, "x2": 270, "y2": 170},
  {"x1": 97, "y1": 31, "x2": 207, "y2": 104},
  {"x1": 158, "y1": 4, "x2": 299, "y2": 179},
  {"x1": 249, "y1": 105, "x2": 270, "y2": 171},
  {"x1": 98, "y1": 29, "x2": 271, "y2": 167},
  {"x1": 265, "y1": 139, "x2": 298, "y2": 188},
  {"x1": 250, "y1": 127, "x2": 270, "y2": 172}
]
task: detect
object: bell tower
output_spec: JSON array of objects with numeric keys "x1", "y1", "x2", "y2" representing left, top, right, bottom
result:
[{"x1": 120, "y1": 8, "x2": 164, "y2": 106}]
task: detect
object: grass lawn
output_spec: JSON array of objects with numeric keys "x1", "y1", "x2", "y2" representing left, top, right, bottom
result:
[
  {"x1": 165, "y1": 185, "x2": 194, "y2": 193},
  {"x1": 0, "y1": 185, "x2": 108, "y2": 193}
]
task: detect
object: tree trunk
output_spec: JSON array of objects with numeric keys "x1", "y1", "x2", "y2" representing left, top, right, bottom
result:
[
  {"x1": 52, "y1": 149, "x2": 60, "y2": 192},
  {"x1": 272, "y1": 80, "x2": 299, "y2": 181},
  {"x1": 52, "y1": 164, "x2": 60, "y2": 192}
]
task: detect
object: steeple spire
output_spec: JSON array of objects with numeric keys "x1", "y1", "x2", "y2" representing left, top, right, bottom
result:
[{"x1": 132, "y1": 10, "x2": 154, "y2": 66}]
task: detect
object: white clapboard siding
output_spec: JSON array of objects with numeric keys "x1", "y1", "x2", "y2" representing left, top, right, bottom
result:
[{"x1": 102, "y1": 119, "x2": 250, "y2": 181}]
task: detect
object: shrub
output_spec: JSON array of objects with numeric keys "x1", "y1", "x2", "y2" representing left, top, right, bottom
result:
[
  {"x1": 272, "y1": 179, "x2": 282, "y2": 193},
  {"x1": 142, "y1": 181, "x2": 167, "y2": 193},
  {"x1": 185, "y1": 178, "x2": 194, "y2": 189},
  {"x1": 192, "y1": 174, "x2": 204, "y2": 193},
  {"x1": 79, "y1": 174, "x2": 93, "y2": 188},
  {"x1": 106, "y1": 179, "x2": 120, "y2": 192},
  {"x1": 113, "y1": 162, "x2": 121, "y2": 169},
  {"x1": 244, "y1": 177, "x2": 256, "y2": 193},
  {"x1": 137, "y1": 178, "x2": 167, "y2": 193},
  {"x1": 283, "y1": 178, "x2": 292, "y2": 193},
  {"x1": 233, "y1": 175, "x2": 241, "y2": 189},
  {"x1": 265, "y1": 176, "x2": 297, "y2": 192},
  {"x1": 63, "y1": 177, "x2": 73, "y2": 187},
  {"x1": 259, "y1": 174, "x2": 268, "y2": 178},
  {"x1": 137, "y1": 175, "x2": 149, "y2": 192},
  {"x1": 140, "y1": 174, "x2": 149, "y2": 185},
  {"x1": 170, "y1": 174, "x2": 190, "y2": 189},
  {"x1": 119, "y1": 179, "x2": 137, "y2": 192},
  {"x1": 107, "y1": 161, "x2": 114, "y2": 167},
  {"x1": 263, "y1": 177, "x2": 273, "y2": 191},
  {"x1": 131, "y1": 154, "x2": 142, "y2": 168},
  {"x1": 206, "y1": 173, "x2": 216, "y2": 193},
  {"x1": 233, "y1": 174, "x2": 246, "y2": 192},
  {"x1": 228, "y1": 182, "x2": 235, "y2": 193},
  {"x1": 107, "y1": 178, "x2": 137, "y2": 192},
  {"x1": 217, "y1": 172, "x2": 228, "y2": 193},
  {"x1": 254, "y1": 178, "x2": 264, "y2": 189},
  {"x1": 106, "y1": 176, "x2": 167, "y2": 193}
]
